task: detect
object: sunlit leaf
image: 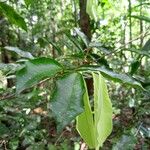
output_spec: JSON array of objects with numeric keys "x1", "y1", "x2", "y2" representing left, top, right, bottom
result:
[
  {"x1": 93, "y1": 72, "x2": 112, "y2": 148},
  {"x1": 77, "y1": 72, "x2": 113, "y2": 149},
  {"x1": 86, "y1": 0, "x2": 99, "y2": 21},
  {"x1": 50, "y1": 73, "x2": 85, "y2": 132},
  {"x1": 76, "y1": 81, "x2": 96, "y2": 148},
  {"x1": 16, "y1": 57, "x2": 63, "y2": 93},
  {"x1": 0, "y1": 2, "x2": 27, "y2": 31}
]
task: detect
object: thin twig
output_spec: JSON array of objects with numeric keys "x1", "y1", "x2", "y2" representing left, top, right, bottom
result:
[
  {"x1": 105, "y1": 27, "x2": 150, "y2": 56},
  {"x1": 0, "y1": 93, "x2": 15, "y2": 101},
  {"x1": 54, "y1": 130, "x2": 66, "y2": 146}
]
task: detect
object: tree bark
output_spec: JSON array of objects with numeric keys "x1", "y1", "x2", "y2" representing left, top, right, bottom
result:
[
  {"x1": 79, "y1": 0, "x2": 93, "y2": 96},
  {"x1": 79, "y1": 0, "x2": 91, "y2": 41}
]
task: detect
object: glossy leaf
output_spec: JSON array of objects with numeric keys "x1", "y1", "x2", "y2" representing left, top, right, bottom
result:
[
  {"x1": 5, "y1": 46, "x2": 34, "y2": 59},
  {"x1": 77, "y1": 72, "x2": 113, "y2": 149},
  {"x1": 16, "y1": 57, "x2": 62, "y2": 93},
  {"x1": 79, "y1": 66, "x2": 143, "y2": 89},
  {"x1": 50, "y1": 73, "x2": 85, "y2": 132},
  {"x1": 0, "y1": 2, "x2": 27, "y2": 31}
]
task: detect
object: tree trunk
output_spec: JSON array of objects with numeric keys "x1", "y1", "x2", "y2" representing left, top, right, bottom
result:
[
  {"x1": 140, "y1": 0, "x2": 143, "y2": 48},
  {"x1": 79, "y1": 0, "x2": 93, "y2": 96},
  {"x1": 128, "y1": 0, "x2": 132, "y2": 47},
  {"x1": 79, "y1": 0, "x2": 91, "y2": 41}
]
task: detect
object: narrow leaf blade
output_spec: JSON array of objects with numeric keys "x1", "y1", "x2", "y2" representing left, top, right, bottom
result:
[
  {"x1": 5, "y1": 46, "x2": 34, "y2": 59},
  {"x1": 0, "y1": 2, "x2": 27, "y2": 31},
  {"x1": 131, "y1": 15, "x2": 150, "y2": 23},
  {"x1": 79, "y1": 66, "x2": 143, "y2": 89},
  {"x1": 74, "y1": 28, "x2": 89, "y2": 47}
]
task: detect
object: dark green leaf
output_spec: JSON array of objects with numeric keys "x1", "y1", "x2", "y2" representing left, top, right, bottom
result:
[
  {"x1": 16, "y1": 57, "x2": 63, "y2": 93},
  {"x1": 24, "y1": 0, "x2": 34, "y2": 7},
  {"x1": 50, "y1": 73, "x2": 85, "y2": 132},
  {"x1": 131, "y1": 15, "x2": 150, "y2": 23},
  {"x1": 130, "y1": 61, "x2": 140, "y2": 75},
  {"x1": 5, "y1": 46, "x2": 34, "y2": 59},
  {"x1": 0, "y1": 2, "x2": 27, "y2": 31},
  {"x1": 79, "y1": 66, "x2": 143, "y2": 89},
  {"x1": 0, "y1": 123, "x2": 9, "y2": 136},
  {"x1": 90, "y1": 53, "x2": 110, "y2": 68}
]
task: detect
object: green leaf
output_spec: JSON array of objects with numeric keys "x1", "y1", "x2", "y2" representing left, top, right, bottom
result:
[
  {"x1": 89, "y1": 41, "x2": 110, "y2": 54},
  {"x1": 112, "y1": 135, "x2": 137, "y2": 150},
  {"x1": 0, "y1": 2, "x2": 27, "y2": 31},
  {"x1": 79, "y1": 66, "x2": 143, "y2": 89},
  {"x1": 50, "y1": 73, "x2": 85, "y2": 132},
  {"x1": 42, "y1": 38, "x2": 62, "y2": 55},
  {"x1": 5, "y1": 46, "x2": 34, "y2": 59},
  {"x1": 65, "y1": 33, "x2": 83, "y2": 52},
  {"x1": 131, "y1": 15, "x2": 150, "y2": 23},
  {"x1": 142, "y1": 39, "x2": 150, "y2": 51},
  {"x1": 74, "y1": 28, "x2": 89, "y2": 47},
  {"x1": 24, "y1": 0, "x2": 34, "y2": 7},
  {"x1": 86, "y1": 0, "x2": 99, "y2": 21},
  {"x1": 9, "y1": 138, "x2": 19, "y2": 150},
  {"x1": 76, "y1": 72, "x2": 113, "y2": 149},
  {"x1": 0, "y1": 123, "x2": 9, "y2": 136},
  {"x1": 76, "y1": 80, "x2": 96, "y2": 148},
  {"x1": 90, "y1": 54, "x2": 110, "y2": 68},
  {"x1": 130, "y1": 61, "x2": 140, "y2": 75},
  {"x1": 16, "y1": 57, "x2": 63, "y2": 93},
  {"x1": 93, "y1": 72, "x2": 112, "y2": 148}
]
